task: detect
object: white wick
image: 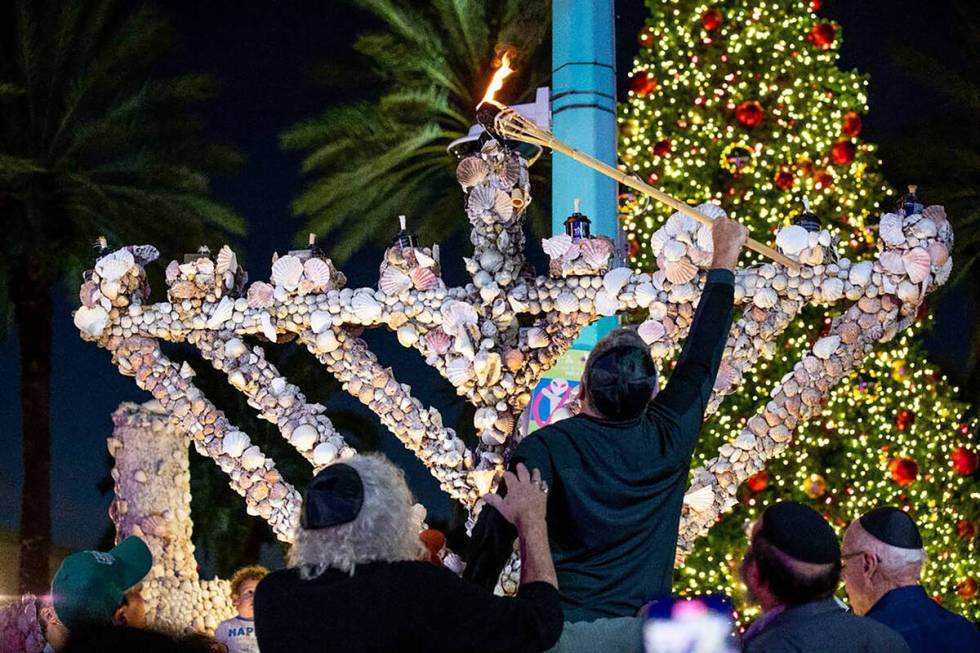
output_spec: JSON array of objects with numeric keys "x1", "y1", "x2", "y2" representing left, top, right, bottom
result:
[
  {"x1": 574, "y1": 198, "x2": 581, "y2": 214},
  {"x1": 399, "y1": 214, "x2": 407, "y2": 230},
  {"x1": 308, "y1": 232, "x2": 316, "y2": 246},
  {"x1": 802, "y1": 198, "x2": 811, "y2": 212}
]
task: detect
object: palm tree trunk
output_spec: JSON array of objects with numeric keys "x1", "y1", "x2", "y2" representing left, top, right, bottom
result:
[{"x1": 12, "y1": 262, "x2": 53, "y2": 594}]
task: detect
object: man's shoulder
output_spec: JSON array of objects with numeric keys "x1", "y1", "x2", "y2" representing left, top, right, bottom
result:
[
  {"x1": 751, "y1": 605, "x2": 909, "y2": 652},
  {"x1": 516, "y1": 415, "x2": 591, "y2": 451}
]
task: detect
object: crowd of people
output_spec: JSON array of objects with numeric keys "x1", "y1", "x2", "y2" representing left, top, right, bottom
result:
[{"x1": 28, "y1": 218, "x2": 978, "y2": 652}]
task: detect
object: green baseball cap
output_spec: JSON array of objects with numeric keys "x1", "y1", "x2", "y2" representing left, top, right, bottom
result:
[{"x1": 51, "y1": 536, "x2": 152, "y2": 629}]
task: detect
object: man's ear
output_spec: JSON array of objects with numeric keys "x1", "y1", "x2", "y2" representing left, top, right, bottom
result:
[{"x1": 862, "y1": 551, "x2": 879, "y2": 579}]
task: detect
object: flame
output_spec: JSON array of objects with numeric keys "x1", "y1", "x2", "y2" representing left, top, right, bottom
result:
[{"x1": 480, "y1": 51, "x2": 515, "y2": 105}]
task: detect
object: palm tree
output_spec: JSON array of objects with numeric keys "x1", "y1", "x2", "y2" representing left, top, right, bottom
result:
[
  {"x1": 1, "y1": 0, "x2": 244, "y2": 593},
  {"x1": 282, "y1": 0, "x2": 552, "y2": 262}
]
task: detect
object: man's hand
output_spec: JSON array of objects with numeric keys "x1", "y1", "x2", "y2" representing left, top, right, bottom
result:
[
  {"x1": 483, "y1": 463, "x2": 548, "y2": 534},
  {"x1": 710, "y1": 217, "x2": 749, "y2": 271}
]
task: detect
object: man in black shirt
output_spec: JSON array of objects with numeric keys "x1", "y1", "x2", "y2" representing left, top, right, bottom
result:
[
  {"x1": 465, "y1": 217, "x2": 747, "y2": 621},
  {"x1": 254, "y1": 454, "x2": 561, "y2": 653}
]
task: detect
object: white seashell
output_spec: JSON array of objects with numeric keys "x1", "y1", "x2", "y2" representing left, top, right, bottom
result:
[
  {"x1": 241, "y1": 445, "x2": 265, "y2": 470},
  {"x1": 713, "y1": 360, "x2": 738, "y2": 391},
  {"x1": 910, "y1": 218, "x2": 937, "y2": 239},
  {"x1": 897, "y1": 280, "x2": 921, "y2": 303},
  {"x1": 379, "y1": 266, "x2": 412, "y2": 295},
  {"x1": 441, "y1": 301, "x2": 478, "y2": 336},
  {"x1": 695, "y1": 224, "x2": 714, "y2": 252},
  {"x1": 313, "y1": 442, "x2": 339, "y2": 466},
  {"x1": 397, "y1": 324, "x2": 419, "y2": 348},
  {"x1": 453, "y1": 329, "x2": 476, "y2": 359},
  {"x1": 662, "y1": 240, "x2": 688, "y2": 262},
  {"x1": 650, "y1": 229, "x2": 671, "y2": 256},
  {"x1": 315, "y1": 330, "x2": 340, "y2": 353},
  {"x1": 74, "y1": 305, "x2": 109, "y2": 338},
  {"x1": 494, "y1": 190, "x2": 514, "y2": 221},
  {"x1": 221, "y1": 431, "x2": 250, "y2": 458},
  {"x1": 215, "y1": 245, "x2": 238, "y2": 276},
  {"x1": 526, "y1": 327, "x2": 549, "y2": 349},
  {"x1": 922, "y1": 205, "x2": 947, "y2": 226},
  {"x1": 247, "y1": 281, "x2": 275, "y2": 309},
  {"x1": 310, "y1": 310, "x2": 332, "y2": 334},
  {"x1": 474, "y1": 352, "x2": 503, "y2": 386},
  {"x1": 669, "y1": 283, "x2": 695, "y2": 303},
  {"x1": 446, "y1": 357, "x2": 475, "y2": 386},
  {"x1": 813, "y1": 335, "x2": 841, "y2": 360},
  {"x1": 303, "y1": 258, "x2": 333, "y2": 290},
  {"x1": 224, "y1": 337, "x2": 247, "y2": 358},
  {"x1": 414, "y1": 248, "x2": 436, "y2": 268},
  {"x1": 96, "y1": 250, "x2": 135, "y2": 282},
  {"x1": 878, "y1": 213, "x2": 906, "y2": 246},
  {"x1": 594, "y1": 289, "x2": 618, "y2": 316},
  {"x1": 479, "y1": 249, "x2": 504, "y2": 273},
  {"x1": 411, "y1": 266, "x2": 439, "y2": 291},
  {"x1": 206, "y1": 296, "x2": 235, "y2": 329},
  {"x1": 541, "y1": 234, "x2": 573, "y2": 259},
  {"x1": 635, "y1": 282, "x2": 658, "y2": 308},
  {"x1": 664, "y1": 211, "x2": 697, "y2": 236},
  {"x1": 902, "y1": 248, "x2": 932, "y2": 284},
  {"x1": 775, "y1": 225, "x2": 809, "y2": 255},
  {"x1": 351, "y1": 292, "x2": 383, "y2": 323},
  {"x1": 468, "y1": 185, "x2": 497, "y2": 214},
  {"x1": 165, "y1": 260, "x2": 180, "y2": 284},
  {"x1": 752, "y1": 287, "x2": 778, "y2": 309},
  {"x1": 935, "y1": 257, "x2": 952, "y2": 285},
  {"x1": 555, "y1": 292, "x2": 580, "y2": 313},
  {"x1": 683, "y1": 486, "x2": 714, "y2": 513},
  {"x1": 290, "y1": 424, "x2": 318, "y2": 451},
  {"x1": 179, "y1": 361, "x2": 196, "y2": 379},
  {"x1": 879, "y1": 251, "x2": 906, "y2": 275},
  {"x1": 734, "y1": 432, "x2": 757, "y2": 450},
  {"x1": 456, "y1": 157, "x2": 489, "y2": 189},
  {"x1": 99, "y1": 279, "x2": 121, "y2": 301},
  {"x1": 695, "y1": 202, "x2": 727, "y2": 221},
  {"x1": 561, "y1": 242, "x2": 581, "y2": 262},
  {"x1": 579, "y1": 238, "x2": 613, "y2": 268},
  {"x1": 271, "y1": 255, "x2": 304, "y2": 290},
  {"x1": 603, "y1": 267, "x2": 632, "y2": 296},
  {"x1": 425, "y1": 329, "x2": 452, "y2": 355},
  {"x1": 638, "y1": 319, "x2": 666, "y2": 344},
  {"x1": 259, "y1": 312, "x2": 277, "y2": 342},
  {"x1": 663, "y1": 258, "x2": 698, "y2": 284},
  {"x1": 820, "y1": 277, "x2": 844, "y2": 302},
  {"x1": 927, "y1": 242, "x2": 949, "y2": 267},
  {"x1": 848, "y1": 261, "x2": 873, "y2": 286}
]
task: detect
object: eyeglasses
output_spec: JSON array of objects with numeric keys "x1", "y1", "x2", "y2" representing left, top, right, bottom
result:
[{"x1": 840, "y1": 550, "x2": 867, "y2": 569}]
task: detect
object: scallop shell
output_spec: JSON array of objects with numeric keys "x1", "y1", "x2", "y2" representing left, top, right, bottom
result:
[
  {"x1": 397, "y1": 324, "x2": 419, "y2": 348},
  {"x1": 441, "y1": 301, "x2": 478, "y2": 336},
  {"x1": 695, "y1": 202, "x2": 727, "y2": 221},
  {"x1": 922, "y1": 204, "x2": 947, "y2": 227},
  {"x1": 446, "y1": 357, "x2": 475, "y2": 386},
  {"x1": 271, "y1": 255, "x2": 304, "y2": 290},
  {"x1": 74, "y1": 305, "x2": 109, "y2": 338},
  {"x1": 664, "y1": 211, "x2": 697, "y2": 237},
  {"x1": 310, "y1": 310, "x2": 331, "y2": 334},
  {"x1": 247, "y1": 281, "x2": 275, "y2": 309},
  {"x1": 695, "y1": 224, "x2": 714, "y2": 252},
  {"x1": 555, "y1": 292, "x2": 580, "y2": 313},
  {"x1": 752, "y1": 287, "x2": 778, "y2": 309},
  {"x1": 661, "y1": 240, "x2": 688, "y2": 262},
  {"x1": 456, "y1": 157, "x2": 489, "y2": 189},
  {"x1": 95, "y1": 249, "x2": 135, "y2": 282},
  {"x1": 878, "y1": 213, "x2": 906, "y2": 246},
  {"x1": 351, "y1": 292, "x2": 383, "y2": 322},
  {"x1": 165, "y1": 260, "x2": 180, "y2": 284},
  {"x1": 663, "y1": 258, "x2": 698, "y2": 284},
  {"x1": 303, "y1": 257, "x2": 333, "y2": 291},
  {"x1": 650, "y1": 229, "x2": 671, "y2": 256},
  {"x1": 467, "y1": 185, "x2": 497, "y2": 214},
  {"x1": 683, "y1": 486, "x2": 714, "y2": 513},
  {"x1": 542, "y1": 233, "x2": 573, "y2": 259},
  {"x1": 775, "y1": 225, "x2": 809, "y2": 255},
  {"x1": 79, "y1": 281, "x2": 100, "y2": 308},
  {"x1": 594, "y1": 289, "x2": 618, "y2": 316},
  {"x1": 215, "y1": 245, "x2": 238, "y2": 276},
  {"x1": 494, "y1": 156, "x2": 521, "y2": 187},
  {"x1": 380, "y1": 266, "x2": 412, "y2": 295},
  {"x1": 927, "y1": 242, "x2": 949, "y2": 267},
  {"x1": 494, "y1": 190, "x2": 514, "y2": 221},
  {"x1": 902, "y1": 248, "x2": 932, "y2": 284},
  {"x1": 819, "y1": 277, "x2": 844, "y2": 302},
  {"x1": 713, "y1": 360, "x2": 738, "y2": 391},
  {"x1": 813, "y1": 335, "x2": 841, "y2": 360},
  {"x1": 290, "y1": 424, "x2": 318, "y2": 451},
  {"x1": 897, "y1": 280, "x2": 921, "y2": 303},
  {"x1": 638, "y1": 319, "x2": 667, "y2": 344},
  {"x1": 140, "y1": 515, "x2": 168, "y2": 537},
  {"x1": 603, "y1": 267, "x2": 632, "y2": 296},
  {"x1": 425, "y1": 329, "x2": 452, "y2": 355},
  {"x1": 879, "y1": 251, "x2": 906, "y2": 275},
  {"x1": 635, "y1": 282, "x2": 658, "y2": 308},
  {"x1": 313, "y1": 442, "x2": 339, "y2": 466},
  {"x1": 221, "y1": 431, "x2": 251, "y2": 458},
  {"x1": 526, "y1": 327, "x2": 549, "y2": 349},
  {"x1": 411, "y1": 266, "x2": 439, "y2": 291},
  {"x1": 205, "y1": 296, "x2": 235, "y2": 329},
  {"x1": 579, "y1": 238, "x2": 613, "y2": 269},
  {"x1": 848, "y1": 261, "x2": 873, "y2": 286},
  {"x1": 240, "y1": 445, "x2": 266, "y2": 470},
  {"x1": 561, "y1": 241, "x2": 581, "y2": 262},
  {"x1": 669, "y1": 282, "x2": 695, "y2": 303},
  {"x1": 910, "y1": 218, "x2": 937, "y2": 240}
]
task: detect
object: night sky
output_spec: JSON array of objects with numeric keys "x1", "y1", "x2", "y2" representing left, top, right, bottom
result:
[{"x1": 0, "y1": 0, "x2": 970, "y2": 558}]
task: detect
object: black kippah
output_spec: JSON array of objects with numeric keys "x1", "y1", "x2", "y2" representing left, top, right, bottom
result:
[
  {"x1": 759, "y1": 501, "x2": 841, "y2": 564},
  {"x1": 301, "y1": 463, "x2": 364, "y2": 530},
  {"x1": 586, "y1": 344, "x2": 658, "y2": 421},
  {"x1": 859, "y1": 507, "x2": 923, "y2": 549}
]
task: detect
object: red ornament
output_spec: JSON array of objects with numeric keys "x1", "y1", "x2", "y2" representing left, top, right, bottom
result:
[
  {"x1": 951, "y1": 446, "x2": 979, "y2": 476},
  {"x1": 813, "y1": 170, "x2": 833, "y2": 189},
  {"x1": 889, "y1": 457, "x2": 919, "y2": 486},
  {"x1": 774, "y1": 169, "x2": 795, "y2": 190},
  {"x1": 627, "y1": 236, "x2": 641, "y2": 260},
  {"x1": 735, "y1": 100, "x2": 765, "y2": 128},
  {"x1": 653, "y1": 139, "x2": 672, "y2": 157},
  {"x1": 638, "y1": 27, "x2": 656, "y2": 48},
  {"x1": 702, "y1": 8, "x2": 723, "y2": 31},
  {"x1": 958, "y1": 519, "x2": 977, "y2": 541},
  {"x1": 746, "y1": 469, "x2": 769, "y2": 492},
  {"x1": 631, "y1": 71, "x2": 658, "y2": 97},
  {"x1": 842, "y1": 111, "x2": 863, "y2": 136},
  {"x1": 808, "y1": 22, "x2": 836, "y2": 49},
  {"x1": 894, "y1": 409, "x2": 915, "y2": 432},
  {"x1": 957, "y1": 577, "x2": 977, "y2": 601},
  {"x1": 809, "y1": 0, "x2": 823, "y2": 11},
  {"x1": 831, "y1": 140, "x2": 857, "y2": 166}
]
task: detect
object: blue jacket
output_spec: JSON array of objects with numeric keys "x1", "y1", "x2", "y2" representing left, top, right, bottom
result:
[{"x1": 866, "y1": 585, "x2": 980, "y2": 653}]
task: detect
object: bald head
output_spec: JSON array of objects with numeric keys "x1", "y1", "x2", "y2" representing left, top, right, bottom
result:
[{"x1": 842, "y1": 517, "x2": 925, "y2": 615}]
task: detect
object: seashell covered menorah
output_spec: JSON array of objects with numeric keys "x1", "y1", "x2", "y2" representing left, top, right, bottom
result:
[{"x1": 75, "y1": 137, "x2": 954, "y2": 567}]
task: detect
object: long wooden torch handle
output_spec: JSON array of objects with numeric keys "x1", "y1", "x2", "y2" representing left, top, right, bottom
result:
[{"x1": 541, "y1": 134, "x2": 800, "y2": 270}]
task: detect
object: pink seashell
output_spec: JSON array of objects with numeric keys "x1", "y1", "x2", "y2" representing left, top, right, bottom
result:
[
  {"x1": 411, "y1": 266, "x2": 439, "y2": 291},
  {"x1": 247, "y1": 281, "x2": 275, "y2": 309},
  {"x1": 303, "y1": 257, "x2": 334, "y2": 291},
  {"x1": 561, "y1": 242, "x2": 581, "y2": 262},
  {"x1": 902, "y1": 248, "x2": 932, "y2": 283},
  {"x1": 713, "y1": 360, "x2": 738, "y2": 391},
  {"x1": 165, "y1": 260, "x2": 180, "y2": 284},
  {"x1": 637, "y1": 319, "x2": 667, "y2": 344},
  {"x1": 878, "y1": 213, "x2": 906, "y2": 246},
  {"x1": 879, "y1": 251, "x2": 906, "y2": 275},
  {"x1": 579, "y1": 238, "x2": 613, "y2": 268},
  {"x1": 494, "y1": 189, "x2": 514, "y2": 221},
  {"x1": 169, "y1": 280, "x2": 202, "y2": 299},
  {"x1": 662, "y1": 258, "x2": 698, "y2": 284},
  {"x1": 425, "y1": 329, "x2": 452, "y2": 355},
  {"x1": 79, "y1": 281, "x2": 100, "y2": 308},
  {"x1": 380, "y1": 266, "x2": 412, "y2": 295},
  {"x1": 927, "y1": 242, "x2": 949, "y2": 267},
  {"x1": 687, "y1": 244, "x2": 714, "y2": 266},
  {"x1": 922, "y1": 204, "x2": 947, "y2": 227},
  {"x1": 215, "y1": 245, "x2": 238, "y2": 276},
  {"x1": 542, "y1": 234, "x2": 573, "y2": 259}
]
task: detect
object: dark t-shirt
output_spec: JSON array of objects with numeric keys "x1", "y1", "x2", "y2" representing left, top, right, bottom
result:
[
  {"x1": 465, "y1": 270, "x2": 735, "y2": 622},
  {"x1": 253, "y1": 561, "x2": 563, "y2": 653}
]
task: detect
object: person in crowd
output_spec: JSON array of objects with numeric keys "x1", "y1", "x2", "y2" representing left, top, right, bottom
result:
[
  {"x1": 214, "y1": 565, "x2": 268, "y2": 653},
  {"x1": 841, "y1": 506, "x2": 980, "y2": 652},
  {"x1": 38, "y1": 536, "x2": 152, "y2": 652},
  {"x1": 253, "y1": 453, "x2": 562, "y2": 653},
  {"x1": 465, "y1": 217, "x2": 747, "y2": 622},
  {"x1": 739, "y1": 501, "x2": 910, "y2": 653}
]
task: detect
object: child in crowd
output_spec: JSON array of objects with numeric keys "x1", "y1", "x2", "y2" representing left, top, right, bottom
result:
[{"x1": 214, "y1": 565, "x2": 268, "y2": 653}]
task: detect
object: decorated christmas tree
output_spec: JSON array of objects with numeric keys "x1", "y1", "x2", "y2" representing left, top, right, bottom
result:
[{"x1": 620, "y1": 0, "x2": 979, "y2": 619}]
